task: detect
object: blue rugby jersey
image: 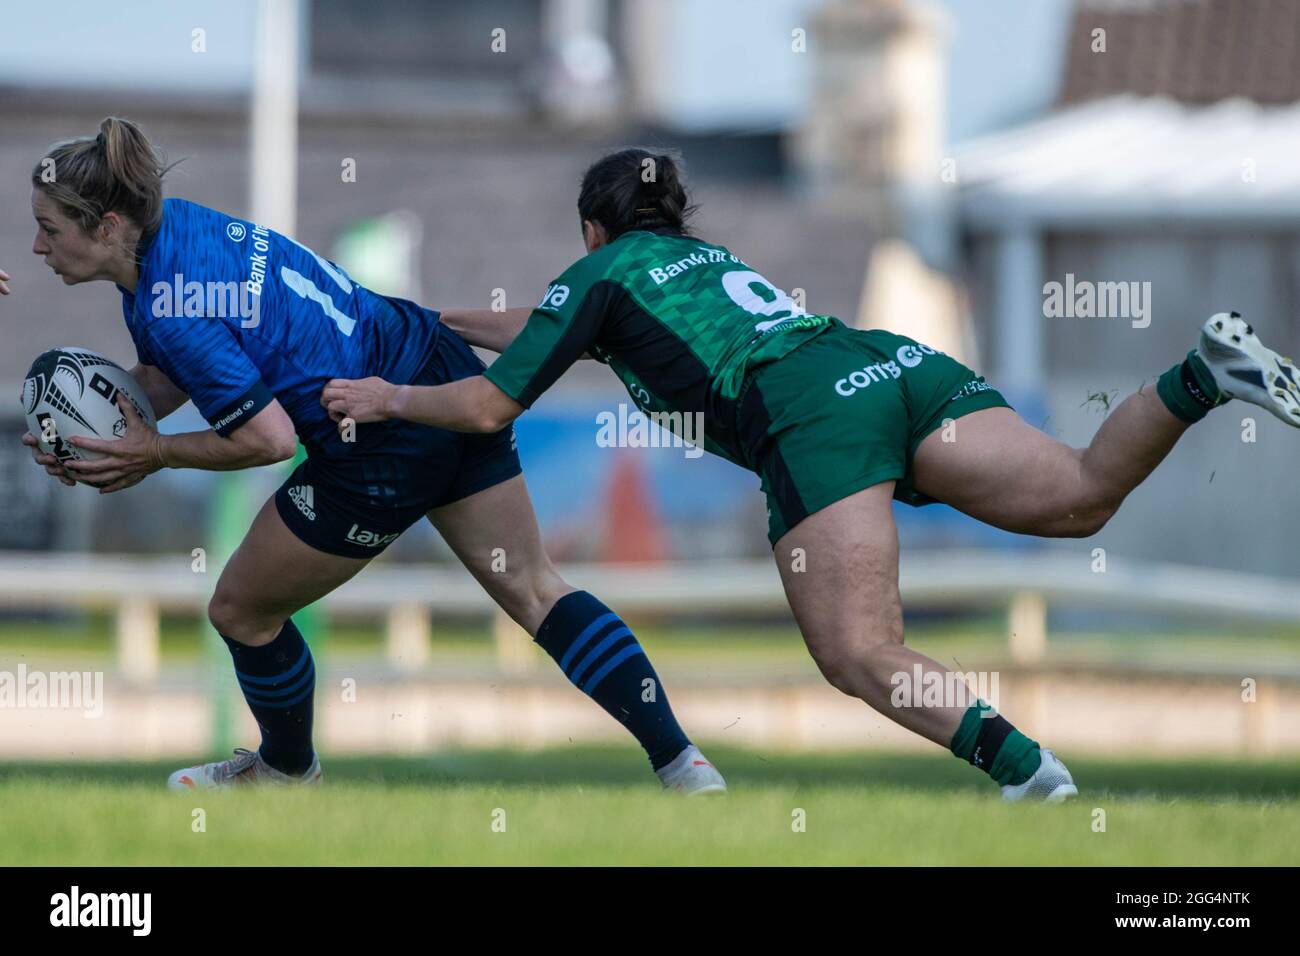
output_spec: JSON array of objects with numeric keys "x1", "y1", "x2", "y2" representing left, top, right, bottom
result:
[{"x1": 118, "y1": 198, "x2": 440, "y2": 452}]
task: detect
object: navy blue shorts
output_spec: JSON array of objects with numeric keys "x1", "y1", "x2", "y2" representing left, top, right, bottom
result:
[{"x1": 274, "y1": 327, "x2": 522, "y2": 559}]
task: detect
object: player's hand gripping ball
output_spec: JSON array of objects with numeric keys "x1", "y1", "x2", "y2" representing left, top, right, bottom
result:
[{"x1": 21, "y1": 347, "x2": 160, "y2": 492}]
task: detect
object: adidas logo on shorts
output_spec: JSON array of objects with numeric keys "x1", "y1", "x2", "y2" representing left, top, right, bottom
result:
[{"x1": 288, "y1": 484, "x2": 316, "y2": 522}]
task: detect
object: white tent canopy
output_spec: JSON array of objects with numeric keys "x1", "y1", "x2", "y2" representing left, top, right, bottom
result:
[
  {"x1": 956, "y1": 95, "x2": 1300, "y2": 228},
  {"x1": 950, "y1": 94, "x2": 1300, "y2": 396}
]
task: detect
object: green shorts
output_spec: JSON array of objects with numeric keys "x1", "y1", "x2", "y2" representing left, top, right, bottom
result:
[{"x1": 735, "y1": 324, "x2": 1011, "y2": 546}]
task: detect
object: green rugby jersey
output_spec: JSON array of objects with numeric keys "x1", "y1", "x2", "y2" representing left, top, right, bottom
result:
[{"x1": 484, "y1": 230, "x2": 836, "y2": 464}]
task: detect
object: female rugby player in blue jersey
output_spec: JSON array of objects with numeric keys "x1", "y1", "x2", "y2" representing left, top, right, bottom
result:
[
  {"x1": 21, "y1": 119, "x2": 725, "y2": 794},
  {"x1": 325, "y1": 148, "x2": 1300, "y2": 802}
]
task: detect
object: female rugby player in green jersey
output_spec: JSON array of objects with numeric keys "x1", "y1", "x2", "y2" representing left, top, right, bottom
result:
[
  {"x1": 19, "y1": 123, "x2": 724, "y2": 795},
  {"x1": 323, "y1": 148, "x2": 1300, "y2": 802}
]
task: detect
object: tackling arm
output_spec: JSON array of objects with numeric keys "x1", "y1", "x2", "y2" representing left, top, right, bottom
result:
[
  {"x1": 439, "y1": 308, "x2": 532, "y2": 353},
  {"x1": 321, "y1": 374, "x2": 523, "y2": 434},
  {"x1": 439, "y1": 306, "x2": 595, "y2": 360}
]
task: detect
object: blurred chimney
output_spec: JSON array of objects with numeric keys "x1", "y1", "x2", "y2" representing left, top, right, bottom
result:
[
  {"x1": 796, "y1": 0, "x2": 971, "y2": 359},
  {"x1": 792, "y1": 0, "x2": 948, "y2": 237},
  {"x1": 537, "y1": 0, "x2": 619, "y2": 124}
]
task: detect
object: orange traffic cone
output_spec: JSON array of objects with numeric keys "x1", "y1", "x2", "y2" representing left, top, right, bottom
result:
[{"x1": 602, "y1": 452, "x2": 668, "y2": 564}]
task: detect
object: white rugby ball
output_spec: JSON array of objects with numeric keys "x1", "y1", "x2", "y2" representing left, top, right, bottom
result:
[{"x1": 21, "y1": 347, "x2": 157, "y2": 468}]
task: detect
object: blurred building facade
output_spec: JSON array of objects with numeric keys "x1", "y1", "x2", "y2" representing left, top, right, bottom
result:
[
  {"x1": 0, "y1": 0, "x2": 866, "y2": 561},
  {"x1": 953, "y1": 0, "x2": 1300, "y2": 573},
  {"x1": 0, "y1": 0, "x2": 1295, "y2": 574}
]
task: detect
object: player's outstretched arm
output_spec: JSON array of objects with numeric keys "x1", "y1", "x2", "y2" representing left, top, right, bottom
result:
[
  {"x1": 322, "y1": 374, "x2": 522, "y2": 434},
  {"x1": 440, "y1": 307, "x2": 595, "y2": 360},
  {"x1": 439, "y1": 307, "x2": 532, "y2": 353}
]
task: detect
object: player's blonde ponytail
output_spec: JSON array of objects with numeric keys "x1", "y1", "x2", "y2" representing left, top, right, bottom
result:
[{"x1": 32, "y1": 116, "x2": 175, "y2": 239}]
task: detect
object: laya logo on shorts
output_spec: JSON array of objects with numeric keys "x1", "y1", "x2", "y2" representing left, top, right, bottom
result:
[
  {"x1": 288, "y1": 485, "x2": 316, "y2": 522},
  {"x1": 345, "y1": 523, "x2": 400, "y2": 549},
  {"x1": 834, "y1": 359, "x2": 902, "y2": 397}
]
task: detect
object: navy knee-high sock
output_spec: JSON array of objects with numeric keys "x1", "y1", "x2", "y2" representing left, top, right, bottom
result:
[
  {"x1": 535, "y1": 591, "x2": 691, "y2": 770},
  {"x1": 222, "y1": 620, "x2": 316, "y2": 776}
]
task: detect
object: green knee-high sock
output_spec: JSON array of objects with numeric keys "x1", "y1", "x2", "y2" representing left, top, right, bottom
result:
[
  {"x1": 950, "y1": 700, "x2": 1041, "y2": 786},
  {"x1": 1156, "y1": 350, "x2": 1223, "y2": 423}
]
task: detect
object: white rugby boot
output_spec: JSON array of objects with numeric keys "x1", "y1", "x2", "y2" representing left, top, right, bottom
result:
[
  {"x1": 656, "y1": 745, "x2": 727, "y2": 795},
  {"x1": 167, "y1": 748, "x2": 322, "y2": 790},
  {"x1": 1001, "y1": 748, "x2": 1078, "y2": 803},
  {"x1": 1198, "y1": 312, "x2": 1300, "y2": 427}
]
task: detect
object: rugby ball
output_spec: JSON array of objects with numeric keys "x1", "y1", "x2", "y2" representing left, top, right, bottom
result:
[{"x1": 21, "y1": 347, "x2": 156, "y2": 467}]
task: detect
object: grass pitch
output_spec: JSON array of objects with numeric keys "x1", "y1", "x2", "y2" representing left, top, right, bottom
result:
[{"x1": 1, "y1": 747, "x2": 1297, "y2": 865}]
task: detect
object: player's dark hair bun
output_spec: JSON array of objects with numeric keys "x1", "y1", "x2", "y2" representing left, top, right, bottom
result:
[{"x1": 577, "y1": 148, "x2": 697, "y2": 242}]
